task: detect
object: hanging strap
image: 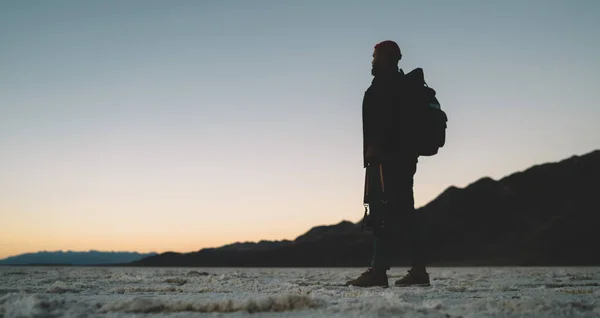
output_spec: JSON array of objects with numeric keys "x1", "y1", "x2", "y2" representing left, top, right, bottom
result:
[{"x1": 379, "y1": 163, "x2": 385, "y2": 193}]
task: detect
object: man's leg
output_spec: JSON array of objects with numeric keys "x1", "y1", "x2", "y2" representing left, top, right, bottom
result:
[
  {"x1": 370, "y1": 236, "x2": 390, "y2": 270},
  {"x1": 395, "y1": 210, "x2": 430, "y2": 286},
  {"x1": 369, "y1": 161, "x2": 406, "y2": 271},
  {"x1": 368, "y1": 163, "x2": 392, "y2": 271},
  {"x1": 409, "y1": 209, "x2": 427, "y2": 273},
  {"x1": 386, "y1": 159, "x2": 430, "y2": 286},
  {"x1": 370, "y1": 208, "x2": 403, "y2": 270},
  {"x1": 345, "y1": 164, "x2": 391, "y2": 287}
]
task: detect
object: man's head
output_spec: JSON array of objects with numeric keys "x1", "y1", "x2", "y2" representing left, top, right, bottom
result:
[{"x1": 371, "y1": 40, "x2": 402, "y2": 76}]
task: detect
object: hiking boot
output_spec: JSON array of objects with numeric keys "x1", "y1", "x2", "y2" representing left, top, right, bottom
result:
[
  {"x1": 345, "y1": 268, "x2": 388, "y2": 287},
  {"x1": 394, "y1": 270, "x2": 430, "y2": 287}
]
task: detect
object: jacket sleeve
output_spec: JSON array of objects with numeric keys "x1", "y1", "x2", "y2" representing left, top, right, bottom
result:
[{"x1": 362, "y1": 89, "x2": 386, "y2": 167}]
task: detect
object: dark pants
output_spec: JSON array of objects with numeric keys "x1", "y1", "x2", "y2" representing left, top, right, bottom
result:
[{"x1": 364, "y1": 158, "x2": 425, "y2": 271}]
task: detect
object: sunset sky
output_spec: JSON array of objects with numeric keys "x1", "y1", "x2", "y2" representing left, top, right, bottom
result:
[{"x1": 1, "y1": 0, "x2": 599, "y2": 259}]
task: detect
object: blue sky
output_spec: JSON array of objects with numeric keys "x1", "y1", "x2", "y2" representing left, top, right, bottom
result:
[{"x1": 1, "y1": 0, "x2": 599, "y2": 258}]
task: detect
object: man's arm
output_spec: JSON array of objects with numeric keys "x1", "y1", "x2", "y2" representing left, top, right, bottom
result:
[{"x1": 362, "y1": 89, "x2": 386, "y2": 166}]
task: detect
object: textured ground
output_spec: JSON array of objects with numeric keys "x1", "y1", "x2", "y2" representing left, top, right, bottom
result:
[{"x1": 1, "y1": 267, "x2": 599, "y2": 317}]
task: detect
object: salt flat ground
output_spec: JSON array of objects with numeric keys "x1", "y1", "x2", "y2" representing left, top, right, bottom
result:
[{"x1": 1, "y1": 267, "x2": 599, "y2": 317}]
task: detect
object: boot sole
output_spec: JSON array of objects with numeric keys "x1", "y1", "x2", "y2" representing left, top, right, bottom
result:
[
  {"x1": 345, "y1": 284, "x2": 389, "y2": 288},
  {"x1": 394, "y1": 283, "x2": 431, "y2": 287}
]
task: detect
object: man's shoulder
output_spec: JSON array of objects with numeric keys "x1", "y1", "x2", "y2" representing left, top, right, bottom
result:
[
  {"x1": 364, "y1": 79, "x2": 377, "y2": 96},
  {"x1": 364, "y1": 70, "x2": 406, "y2": 99}
]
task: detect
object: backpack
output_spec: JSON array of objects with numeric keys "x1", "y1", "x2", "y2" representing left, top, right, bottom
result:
[{"x1": 403, "y1": 68, "x2": 448, "y2": 156}]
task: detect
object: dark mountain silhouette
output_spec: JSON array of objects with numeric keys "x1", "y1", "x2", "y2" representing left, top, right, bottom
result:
[
  {"x1": 208, "y1": 240, "x2": 292, "y2": 252},
  {"x1": 130, "y1": 150, "x2": 600, "y2": 267},
  {"x1": 0, "y1": 251, "x2": 156, "y2": 265}
]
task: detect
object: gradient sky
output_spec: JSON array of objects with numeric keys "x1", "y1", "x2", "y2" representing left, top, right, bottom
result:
[{"x1": 1, "y1": 0, "x2": 599, "y2": 259}]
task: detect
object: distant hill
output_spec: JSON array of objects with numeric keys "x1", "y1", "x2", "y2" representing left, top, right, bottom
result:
[
  {"x1": 0, "y1": 251, "x2": 156, "y2": 265},
  {"x1": 424, "y1": 149, "x2": 600, "y2": 266},
  {"x1": 130, "y1": 149, "x2": 600, "y2": 267}
]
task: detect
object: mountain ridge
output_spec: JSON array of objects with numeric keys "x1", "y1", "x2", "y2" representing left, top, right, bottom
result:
[{"x1": 0, "y1": 250, "x2": 157, "y2": 265}]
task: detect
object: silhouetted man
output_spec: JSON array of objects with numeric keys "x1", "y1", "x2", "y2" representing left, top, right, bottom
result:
[{"x1": 345, "y1": 40, "x2": 430, "y2": 287}]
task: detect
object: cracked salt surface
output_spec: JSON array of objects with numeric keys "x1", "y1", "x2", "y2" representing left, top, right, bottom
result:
[{"x1": 1, "y1": 267, "x2": 599, "y2": 317}]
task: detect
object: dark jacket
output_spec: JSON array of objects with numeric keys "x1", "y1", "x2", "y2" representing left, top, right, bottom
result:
[{"x1": 362, "y1": 69, "x2": 419, "y2": 167}]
